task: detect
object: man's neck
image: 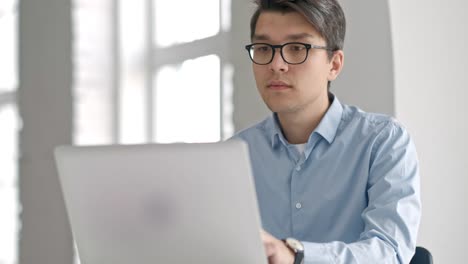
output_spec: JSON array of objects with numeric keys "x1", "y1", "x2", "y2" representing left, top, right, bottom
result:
[{"x1": 277, "y1": 94, "x2": 331, "y2": 144}]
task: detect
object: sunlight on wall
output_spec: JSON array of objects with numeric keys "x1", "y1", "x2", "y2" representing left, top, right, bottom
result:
[
  {"x1": 0, "y1": 0, "x2": 18, "y2": 263},
  {"x1": 0, "y1": 105, "x2": 19, "y2": 264}
]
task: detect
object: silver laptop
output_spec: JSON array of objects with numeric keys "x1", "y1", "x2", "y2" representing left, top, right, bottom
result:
[{"x1": 54, "y1": 140, "x2": 267, "y2": 264}]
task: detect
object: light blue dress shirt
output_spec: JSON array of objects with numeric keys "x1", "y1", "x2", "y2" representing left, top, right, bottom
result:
[{"x1": 233, "y1": 94, "x2": 421, "y2": 264}]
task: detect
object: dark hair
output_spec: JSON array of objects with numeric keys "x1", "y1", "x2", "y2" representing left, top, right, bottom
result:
[{"x1": 250, "y1": 0, "x2": 346, "y2": 59}]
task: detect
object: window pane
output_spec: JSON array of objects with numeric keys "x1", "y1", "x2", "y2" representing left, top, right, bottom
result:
[
  {"x1": 154, "y1": 0, "x2": 220, "y2": 47},
  {"x1": 0, "y1": 0, "x2": 17, "y2": 92},
  {"x1": 73, "y1": 0, "x2": 115, "y2": 145},
  {"x1": 154, "y1": 55, "x2": 221, "y2": 143},
  {"x1": 220, "y1": 0, "x2": 231, "y2": 32},
  {"x1": 119, "y1": 0, "x2": 147, "y2": 144},
  {"x1": 0, "y1": 104, "x2": 19, "y2": 264},
  {"x1": 222, "y1": 64, "x2": 234, "y2": 140}
]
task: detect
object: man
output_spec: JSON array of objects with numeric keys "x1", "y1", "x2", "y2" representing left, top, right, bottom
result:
[{"x1": 233, "y1": 0, "x2": 421, "y2": 263}]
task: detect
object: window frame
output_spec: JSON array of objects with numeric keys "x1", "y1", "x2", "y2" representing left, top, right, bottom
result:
[{"x1": 0, "y1": 91, "x2": 16, "y2": 106}]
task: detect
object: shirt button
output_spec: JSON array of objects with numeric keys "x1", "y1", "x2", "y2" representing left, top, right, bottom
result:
[
  {"x1": 295, "y1": 203, "x2": 302, "y2": 209},
  {"x1": 295, "y1": 165, "x2": 301, "y2": 171}
]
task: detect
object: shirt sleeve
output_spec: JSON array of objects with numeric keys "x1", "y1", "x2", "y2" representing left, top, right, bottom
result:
[{"x1": 302, "y1": 121, "x2": 421, "y2": 264}]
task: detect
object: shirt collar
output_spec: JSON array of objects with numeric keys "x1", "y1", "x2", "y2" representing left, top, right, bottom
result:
[
  {"x1": 264, "y1": 93, "x2": 343, "y2": 148},
  {"x1": 268, "y1": 114, "x2": 287, "y2": 148},
  {"x1": 312, "y1": 93, "x2": 343, "y2": 144}
]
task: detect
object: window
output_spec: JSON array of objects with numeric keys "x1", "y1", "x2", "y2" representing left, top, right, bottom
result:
[
  {"x1": 0, "y1": 0, "x2": 19, "y2": 264},
  {"x1": 75, "y1": 0, "x2": 234, "y2": 146},
  {"x1": 119, "y1": 0, "x2": 234, "y2": 144}
]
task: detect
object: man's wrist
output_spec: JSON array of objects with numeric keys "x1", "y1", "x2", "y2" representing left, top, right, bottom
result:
[
  {"x1": 280, "y1": 239, "x2": 296, "y2": 261},
  {"x1": 283, "y1": 238, "x2": 305, "y2": 264}
]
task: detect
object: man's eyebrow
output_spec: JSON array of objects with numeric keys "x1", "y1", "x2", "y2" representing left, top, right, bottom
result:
[
  {"x1": 287, "y1": 33, "x2": 315, "y2": 40},
  {"x1": 252, "y1": 33, "x2": 315, "y2": 42},
  {"x1": 252, "y1": 34, "x2": 270, "y2": 41}
]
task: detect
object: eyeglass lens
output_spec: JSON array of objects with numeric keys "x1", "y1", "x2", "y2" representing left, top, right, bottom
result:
[{"x1": 249, "y1": 43, "x2": 308, "y2": 64}]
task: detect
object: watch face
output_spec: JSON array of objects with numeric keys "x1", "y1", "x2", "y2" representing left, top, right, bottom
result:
[{"x1": 286, "y1": 238, "x2": 305, "y2": 252}]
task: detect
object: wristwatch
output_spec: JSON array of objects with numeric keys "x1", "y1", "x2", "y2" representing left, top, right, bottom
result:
[{"x1": 283, "y1": 237, "x2": 305, "y2": 264}]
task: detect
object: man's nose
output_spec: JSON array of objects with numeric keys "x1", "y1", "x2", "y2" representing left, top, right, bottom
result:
[{"x1": 269, "y1": 50, "x2": 289, "y2": 73}]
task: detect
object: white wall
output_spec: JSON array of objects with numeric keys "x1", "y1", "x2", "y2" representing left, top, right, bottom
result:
[
  {"x1": 389, "y1": 1, "x2": 468, "y2": 262},
  {"x1": 334, "y1": 0, "x2": 394, "y2": 116},
  {"x1": 231, "y1": 0, "x2": 270, "y2": 130},
  {"x1": 18, "y1": 0, "x2": 74, "y2": 263}
]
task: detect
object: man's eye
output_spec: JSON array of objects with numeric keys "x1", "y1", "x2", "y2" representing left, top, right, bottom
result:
[
  {"x1": 289, "y1": 45, "x2": 304, "y2": 51},
  {"x1": 255, "y1": 46, "x2": 270, "y2": 52}
]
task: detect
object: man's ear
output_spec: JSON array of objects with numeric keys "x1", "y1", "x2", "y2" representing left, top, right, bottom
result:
[{"x1": 328, "y1": 50, "x2": 344, "y2": 81}]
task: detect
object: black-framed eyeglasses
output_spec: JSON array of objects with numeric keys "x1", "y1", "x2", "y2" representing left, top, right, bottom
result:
[{"x1": 245, "y1": 42, "x2": 331, "y2": 65}]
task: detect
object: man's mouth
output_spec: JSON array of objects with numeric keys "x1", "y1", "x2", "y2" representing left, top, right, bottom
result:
[{"x1": 267, "y1": 80, "x2": 292, "y2": 91}]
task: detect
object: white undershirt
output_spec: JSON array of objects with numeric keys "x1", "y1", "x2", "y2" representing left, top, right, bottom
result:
[{"x1": 293, "y1": 143, "x2": 307, "y2": 155}]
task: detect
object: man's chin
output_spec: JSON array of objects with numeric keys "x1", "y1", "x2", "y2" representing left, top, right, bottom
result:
[{"x1": 265, "y1": 103, "x2": 298, "y2": 115}]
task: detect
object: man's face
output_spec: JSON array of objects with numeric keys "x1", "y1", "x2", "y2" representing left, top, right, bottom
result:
[{"x1": 251, "y1": 11, "x2": 341, "y2": 115}]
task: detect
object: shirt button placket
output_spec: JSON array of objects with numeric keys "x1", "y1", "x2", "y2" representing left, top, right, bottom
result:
[
  {"x1": 292, "y1": 164, "x2": 302, "y2": 211},
  {"x1": 291, "y1": 159, "x2": 303, "y2": 236}
]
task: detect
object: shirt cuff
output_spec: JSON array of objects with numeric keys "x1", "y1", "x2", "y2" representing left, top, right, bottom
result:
[{"x1": 302, "y1": 242, "x2": 335, "y2": 264}]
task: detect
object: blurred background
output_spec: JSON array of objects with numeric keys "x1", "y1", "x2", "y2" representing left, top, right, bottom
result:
[{"x1": 0, "y1": 0, "x2": 467, "y2": 263}]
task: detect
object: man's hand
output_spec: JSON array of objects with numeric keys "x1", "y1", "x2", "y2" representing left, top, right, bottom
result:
[{"x1": 261, "y1": 229, "x2": 295, "y2": 264}]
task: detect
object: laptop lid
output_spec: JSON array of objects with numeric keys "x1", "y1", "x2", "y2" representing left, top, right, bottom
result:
[{"x1": 54, "y1": 140, "x2": 267, "y2": 264}]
